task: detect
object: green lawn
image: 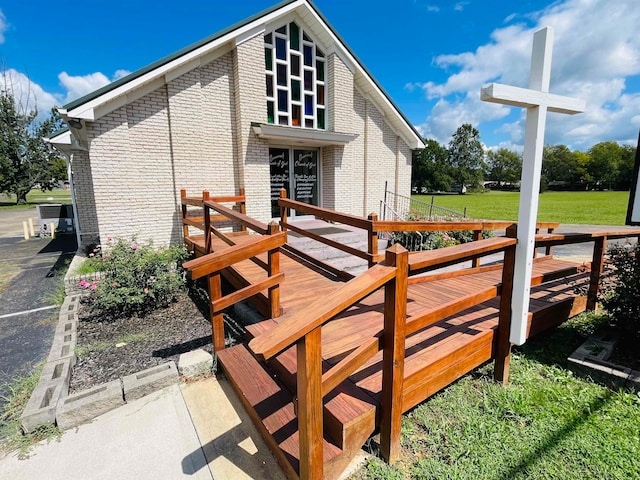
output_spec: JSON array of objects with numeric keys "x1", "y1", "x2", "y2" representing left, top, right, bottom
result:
[
  {"x1": 354, "y1": 314, "x2": 640, "y2": 480},
  {"x1": 414, "y1": 191, "x2": 631, "y2": 225},
  {"x1": 0, "y1": 189, "x2": 72, "y2": 209}
]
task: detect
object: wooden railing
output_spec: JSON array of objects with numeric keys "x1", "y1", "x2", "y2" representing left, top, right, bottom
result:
[
  {"x1": 249, "y1": 236, "x2": 519, "y2": 478},
  {"x1": 181, "y1": 189, "x2": 285, "y2": 351},
  {"x1": 533, "y1": 229, "x2": 640, "y2": 310},
  {"x1": 278, "y1": 190, "x2": 559, "y2": 271}
]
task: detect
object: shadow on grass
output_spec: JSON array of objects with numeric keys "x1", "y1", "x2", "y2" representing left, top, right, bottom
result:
[{"x1": 497, "y1": 390, "x2": 612, "y2": 480}]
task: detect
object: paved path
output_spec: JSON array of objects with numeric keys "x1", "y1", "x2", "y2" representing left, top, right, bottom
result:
[{"x1": 0, "y1": 207, "x2": 77, "y2": 414}]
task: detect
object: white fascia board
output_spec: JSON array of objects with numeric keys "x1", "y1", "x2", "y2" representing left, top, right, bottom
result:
[{"x1": 65, "y1": 0, "x2": 305, "y2": 121}]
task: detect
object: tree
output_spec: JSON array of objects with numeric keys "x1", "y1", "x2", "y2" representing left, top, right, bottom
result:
[
  {"x1": 0, "y1": 87, "x2": 65, "y2": 204},
  {"x1": 412, "y1": 139, "x2": 453, "y2": 193},
  {"x1": 485, "y1": 148, "x2": 522, "y2": 185},
  {"x1": 447, "y1": 124, "x2": 484, "y2": 192},
  {"x1": 587, "y1": 141, "x2": 626, "y2": 190},
  {"x1": 542, "y1": 144, "x2": 579, "y2": 187}
]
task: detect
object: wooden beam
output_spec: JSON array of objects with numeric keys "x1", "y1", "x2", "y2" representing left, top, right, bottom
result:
[
  {"x1": 494, "y1": 244, "x2": 516, "y2": 383},
  {"x1": 297, "y1": 328, "x2": 323, "y2": 480},
  {"x1": 380, "y1": 244, "x2": 408, "y2": 464},
  {"x1": 587, "y1": 236, "x2": 606, "y2": 310}
]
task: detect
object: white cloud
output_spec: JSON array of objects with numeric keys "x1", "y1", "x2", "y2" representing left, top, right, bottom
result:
[
  {"x1": 0, "y1": 69, "x2": 61, "y2": 116},
  {"x1": 413, "y1": 0, "x2": 640, "y2": 149},
  {"x1": 426, "y1": 5, "x2": 440, "y2": 12},
  {"x1": 0, "y1": 10, "x2": 7, "y2": 44},
  {"x1": 454, "y1": 2, "x2": 469, "y2": 12},
  {"x1": 58, "y1": 71, "x2": 111, "y2": 103},
  {"x1": 113, "y1": 69, "x2": 131, "y2": 80}
]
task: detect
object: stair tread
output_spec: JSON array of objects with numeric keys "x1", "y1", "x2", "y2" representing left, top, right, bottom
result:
[{"x1": 217, "y1": 344, "x2": 342, "y2": 474}]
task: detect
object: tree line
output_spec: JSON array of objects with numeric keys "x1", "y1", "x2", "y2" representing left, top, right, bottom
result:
[
  {"x1": 412, "y1": 123, "x2": 637, "y2": 194},
  {"x1": 0, "y1": 82, "x2": 67, "y2": 205}
]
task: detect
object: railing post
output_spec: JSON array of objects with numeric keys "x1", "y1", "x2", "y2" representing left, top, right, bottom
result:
[
  {"x1": 279, "y1": 188, "x2": 288, "y2": 230},
  {"x1": 208, "y1": 272, "x2": 226, "y2": 352},
  {"x1": 545, "y1": 227, "x2": 554, "y2": 256},
  {"x1": 238, "y1": 187, "x2": 247, "y2": 233},
  {"x1": 494, "y1": 226, "x2": 517, "y2": 384},
  {"x1": 471, "y1": 229, "x2": 483, "y2": 268},
  {"x1": 297, "y1": 328, "x2": 323, "y2": 480},
  {"x1": 587, "y1": 236, "x2": 607, "y2": 311},
  {"x1": 268, "y1": 221, "x2": 282, "y2": 319},
  {"x1": 203, "y1": 190, "x2": 211, "y2": 253},
  {"x1": 380, "y1": 244, "x2": 408, "y2": 464},
  {"x1": 180, "y1": 189, "x2": 189, "y2": 239},
  {"x1": 429, "y1": 196, "x2": 434, "y2": 218},
  {"x1": 367, "y1": 213, "x2": 379, "y2": 268}
]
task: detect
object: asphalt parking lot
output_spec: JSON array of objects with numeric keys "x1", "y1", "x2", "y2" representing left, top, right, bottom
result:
[{"x1": 0, "y1": 208, "x2": 77, "y2": 414}]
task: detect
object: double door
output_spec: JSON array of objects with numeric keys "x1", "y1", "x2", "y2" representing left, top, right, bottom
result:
[{"x1": 270, "y1": 148, "x2": 319, "y2": 217}]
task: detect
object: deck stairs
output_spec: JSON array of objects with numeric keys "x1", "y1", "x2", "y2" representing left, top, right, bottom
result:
[{"x1": 215, "y1": 259, "x2": 589, "y2": 479}]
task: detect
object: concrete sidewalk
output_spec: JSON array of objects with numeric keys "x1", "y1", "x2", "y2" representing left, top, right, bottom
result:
[{"x1": 0, "y1": 378, "x2": 288, "y2": 480}]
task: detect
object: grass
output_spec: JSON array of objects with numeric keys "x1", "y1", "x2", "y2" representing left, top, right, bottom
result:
[
  {"x1": 353, "y1": 312, "x2": 640, "y2": 479},
  {"x1": 76, "y1": 333, "x2": 149, "y2": 360},
  {"x1": 0, "y1": 364, "x2": 61, "y2": 457},
  {"x1": 414, "y1": 191, "x2": 631, "y2": 225},
  {"x1": 0, "y1": 189, "x2": 71, "y2": 209}
]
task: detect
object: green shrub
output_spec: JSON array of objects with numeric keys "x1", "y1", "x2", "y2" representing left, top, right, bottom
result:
[
  {"x1": 81, "y1": 237, "x2": 189, "y2": 317},
  {"x1": 391, "y1": 213, "x2": 494, "y2": 252},
  {"x1": 601, "y1": 242, "x2": 640, "y2": 337}
]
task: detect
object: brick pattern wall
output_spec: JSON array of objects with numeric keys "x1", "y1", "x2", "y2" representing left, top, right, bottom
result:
[
  {"x1": 69, "y1": 150, "x2": 99, "y2": 247},
  {"x1": 233, "y1": 34, "x2": 271, "y2": 222}
]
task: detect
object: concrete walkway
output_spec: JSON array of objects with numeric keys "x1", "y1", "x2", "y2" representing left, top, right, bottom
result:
[{"x1": 0, "y1": 378, "x2": 288, "y2": 480}]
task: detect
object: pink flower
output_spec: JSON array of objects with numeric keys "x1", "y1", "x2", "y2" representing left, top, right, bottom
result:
[
  {"x1": 131, "y1": 242, "x2": 138, "y2": 250},
  {"x1": 89, "y1": 253, "x2": 94, "y2": 257},
  {"x1": 90, "y1": 284, "x2": 98, "y2": 290},
  {"x1": 112, "y1": 282, "x2": 118, "y2": 287},
  {"x1": 107, "y1": 237, "x2": 113, "y2": 242},
  {"x1": 144, "y1": 287, "x2": 149, "y2": 293},
  {"x1": 79, "y1": 280, "x2": 88, "y2": 287}
]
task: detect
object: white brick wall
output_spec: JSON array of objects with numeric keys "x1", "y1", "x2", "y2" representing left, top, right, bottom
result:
[{"x1": 73, "y1": 19, "x2": 414, "y2": 247}]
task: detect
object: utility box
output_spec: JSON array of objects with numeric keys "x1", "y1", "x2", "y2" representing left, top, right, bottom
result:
[{"x1": 37, "y1": 204, "x2": 74, "y2": 236}]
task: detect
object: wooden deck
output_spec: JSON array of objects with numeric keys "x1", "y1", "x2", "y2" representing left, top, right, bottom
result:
[
  {"x1": 189, "y1": 232, "x2": 589, "y2": 478},
  {"x1": 180, "y1": 189, "x2": 640, "y2": 480}
]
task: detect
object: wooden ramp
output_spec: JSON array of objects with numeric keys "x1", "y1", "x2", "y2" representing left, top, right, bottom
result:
[{"x1": 180, "y1": 189, "x2": 640, "y2": 480}]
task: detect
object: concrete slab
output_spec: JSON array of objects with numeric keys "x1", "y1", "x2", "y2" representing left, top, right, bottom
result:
[
  {"x1": 0, "y1": 384, "x2": 213, "y2": 480},
  {"x1": 181, "y1": 377, "x2": 287, "y2": 480},
  {"x1": 178, "y1": 349, "x2": 213, "y2": 379},
  {"x1": 56, "y1": 380, "x2": 125, "y2": 431},
  {"x1": 123, "y1": 362, "x2": 178, "y2": 401}
]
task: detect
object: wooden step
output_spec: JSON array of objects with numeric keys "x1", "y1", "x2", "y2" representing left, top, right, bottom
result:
[
  {"x1": 246, "y1": 320, "x2": 378, "y2": 453},
  {"x1": 217, "y1": 343, "x2": 343, "y2": 480}
]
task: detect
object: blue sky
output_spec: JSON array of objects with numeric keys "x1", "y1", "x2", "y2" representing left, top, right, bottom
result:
[{"x1": 1, "y1": 0, "x2": 639, "y2": 151}]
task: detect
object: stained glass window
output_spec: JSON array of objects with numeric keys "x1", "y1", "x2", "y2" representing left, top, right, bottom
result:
[{"x1": 264, "y1": 21, "x2": 326, "y2": 129}]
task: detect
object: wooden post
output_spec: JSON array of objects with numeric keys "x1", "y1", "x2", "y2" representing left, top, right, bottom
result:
[
  {"x1": 268, "y1": 221, "x2": 281, "y2": 319},
  {"x1": 297, "y1": 328, "x2": 323, "y2": 480},
  {"x1": 203, "y1": 190, "x2": 211, "y2": 253},
  {"x1": 239, "y1": 187, "x2": 247, "y2": 233},
  {"x1": 279, "y1": 189, "x2": 288, "y2": 230},
  {"x1": 471, "y1": 229, "x2": 483, "y2": 267},
  {"x1": 367, "y1": 213, "x2": 379, "y2": 268},
  {"x1": 208, "y1": 272, "x2": 226, "y2": 352},
  {"x1": 494, "y1": 241, "x2": 516, "y2": 384},
  {"x1": 545, "y1": 227, "x2": 554, "y2": 256},
  {"x1": 180, "y1": 189, "x2": 188, "y2": 239},
  {"x1": 587, "y1": 236, "x2": 607, "y2": 311},
  {"x1": 380, "y1": 244, "x2": 408, "y2": 464}
]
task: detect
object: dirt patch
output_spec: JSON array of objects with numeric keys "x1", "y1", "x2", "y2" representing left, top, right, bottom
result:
[{"x1": 69, "y1": 288, "x2": 245, "y2": 393}]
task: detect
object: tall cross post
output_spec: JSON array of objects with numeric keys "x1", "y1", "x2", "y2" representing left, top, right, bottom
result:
[{"x1": 481, "y1": 27, "x2": 585, "y2": 346}]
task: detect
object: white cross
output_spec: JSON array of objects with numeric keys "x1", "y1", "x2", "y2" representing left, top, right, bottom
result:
[{"x1": 481, "y1": 27, "x2": 585, "y2": 346}]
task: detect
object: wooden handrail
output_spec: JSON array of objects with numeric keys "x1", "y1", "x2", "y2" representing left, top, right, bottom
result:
[
  {"x1": 278, "y1": 197, "x2": 373, "y2": 230},
  {"x1": 249, "y1": 263, "x2": 397, "y2": 360},
  {"x1": 373, "y1": 220, "x2": 515, "y2": 232},
  {"x1": 204, "y1": 199, "x2": 268, "y2": 235},
  {"x1": 284, "y1": 221, "x2": 371, "y2": 261},
  {"x1": 183, "y1": 232, "x2": 286, "y2": 279},
  {"x1": 534, "y1": 229, "x2": 640, "y2": 247},
  {"x1": 409, "y1": 237, "x2": 517, "y2": 275}
]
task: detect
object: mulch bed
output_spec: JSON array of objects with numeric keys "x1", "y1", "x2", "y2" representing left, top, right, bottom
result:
[{"x1": 69, "y1": 289, "x2": 229, "y2": 394}]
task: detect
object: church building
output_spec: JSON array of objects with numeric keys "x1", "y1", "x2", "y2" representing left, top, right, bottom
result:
[{"x1": 50, "y1": 0, "x2": 423, "y2": 248}]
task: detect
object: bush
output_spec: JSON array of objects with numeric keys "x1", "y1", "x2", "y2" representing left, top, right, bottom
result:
[
  {"x1": 601, "y1": 242, "x2": 640, "y2": 337},
  {"x1": 391, "y1": 213, "x2": 494, "y2": 252},
  {"x1": 81, "y1": 237, "x2": 189, "y2": 317}
]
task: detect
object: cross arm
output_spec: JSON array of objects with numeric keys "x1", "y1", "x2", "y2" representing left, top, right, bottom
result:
[{"x1": 481, "y1": 83, "x2": 585, "y2": 115}]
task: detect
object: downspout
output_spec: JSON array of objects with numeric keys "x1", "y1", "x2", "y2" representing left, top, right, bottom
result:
[{"x1": 67, "y1": 153, "x2": 82, "y2": 250}]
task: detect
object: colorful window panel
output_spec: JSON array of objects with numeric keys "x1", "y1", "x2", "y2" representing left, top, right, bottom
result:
[{"x1": 264, "y1": 21, "x2": 326, "y2": 129}]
